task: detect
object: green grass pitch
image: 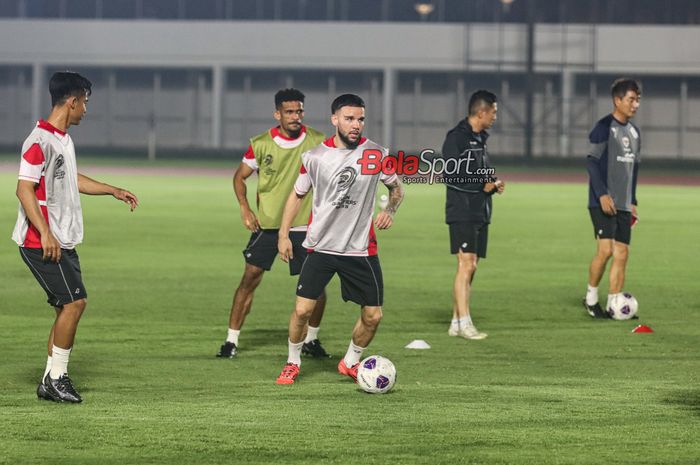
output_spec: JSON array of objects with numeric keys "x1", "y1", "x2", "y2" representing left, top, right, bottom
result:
[{"x1": 1, "y1": 166, "x2": 699, "y2": 465}]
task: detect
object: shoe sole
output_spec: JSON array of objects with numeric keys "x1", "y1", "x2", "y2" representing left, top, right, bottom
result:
[
  {"x1": 582, "y1": 299, "x2": 611, "y2": 319},
  {"x1": 41, "y1": 388, "x2": 81, "y2": 403},
  {"x1": 462, "y1": 334, "x2": 488, "y2": 340},
  {"x1": 337, "y1": 365, "x2": 358, "y2": 382},
  {"x1": 449, "y1": 328, "x2": 487, "y2": 340}
]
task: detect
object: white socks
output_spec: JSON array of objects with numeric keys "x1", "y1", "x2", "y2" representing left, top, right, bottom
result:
[
  {"x1": 226, "y1": 328, "x2": 240, "y2": 346},
  {"x1": 586, "y1": 285, "x2": 599, "y2": 306},
  {"x1": 607, "y1": 292, "x2": 622, "y2": 309},
  {"x1": 49, "y1": 346, "x2": 71, "y2": 379},
  {"x1": 343, "y1": 340, "x2": 366, "y2": 368},
  {"x1": 43, "y1": 356, "x2": 52, "y2": 382},
  {"x1": 451, "y1": 315, "x2": 474, "y2": 330},
  {"x1": 461, "y1": 315, "x2": 473, "y2": 328},
  {"x1": 587, "y1": 286, "x2": 622, "y2": 308},
  {"x1": 304, "y1": 326, "x2": 320, "y2": 343},
  {"x1": 287, "y1": 339, "x2": 303, "y2": 366}
]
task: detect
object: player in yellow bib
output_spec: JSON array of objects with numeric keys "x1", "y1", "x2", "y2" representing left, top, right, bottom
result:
[{"x1": 217, "y1": 89, "x2": 330, "y2": 359}]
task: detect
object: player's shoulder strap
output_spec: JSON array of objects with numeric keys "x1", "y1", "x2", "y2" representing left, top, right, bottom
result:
[{"x1": 249, "y1": 128, "x2": 274, "y2": 147}]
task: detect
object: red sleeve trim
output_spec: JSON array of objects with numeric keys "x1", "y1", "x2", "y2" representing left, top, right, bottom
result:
[
  {"x1": 300, "y1": 164, "x2": 307, "y2": 174},
  {"x1": 22, "y1": 143, "x2": 45, "y2": 165},
  {"x1": 243, "y1": 145, "x2": 255, "y2": 160}
]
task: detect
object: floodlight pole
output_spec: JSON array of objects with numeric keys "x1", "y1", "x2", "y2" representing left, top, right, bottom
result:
[
  {"x1": 524, "y1": 0, "x2": 535, "y2": 160},
  {"x1": 383, "y1": 67, "x2": 396, "y2": 150},
  {"x1": 211, "y1": 64, "x2": 225, "y2": 149},
  {"x1": 31, "y1": 62, "x2": 44, "y2": 123}
]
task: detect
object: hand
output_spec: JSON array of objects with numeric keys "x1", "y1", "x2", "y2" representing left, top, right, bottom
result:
[
  {"x1": 240, "y1": 207, "x2": 260, "y2": 232},
  {"x1": 278, "y1": 236, "x2": 293, "y2": 263},
  {"x1": 599, "y1": 194, "x2": 617, "y2": 216},
  {"x1": 494, "y1": 179, "x2": 505, "y2": 194},
  {"x1": 113, "y1": 188, "x2": 139, "y2": 211},
  {"x1": 41, "y1": 232, "x2": 62, "y2": 263},
  {"x1": 375, "y1": 211, "x2": 394, "y2": 230},
  {"x1": 483, "y1": 182, "x2": 497, "y2": 193}
]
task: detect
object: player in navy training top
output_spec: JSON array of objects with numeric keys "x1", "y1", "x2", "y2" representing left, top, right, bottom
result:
[{"x1": 582, "y1": 78, "x2": 641, "y2": 319}]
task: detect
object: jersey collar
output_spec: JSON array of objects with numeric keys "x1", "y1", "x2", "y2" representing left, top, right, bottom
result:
[
  {"x1": 37, "y1": 119, "x2": 67, "y2": 136},
  {"x1": 271, "y1": 125, "x2": 306, "y2": 141},
  {"x1": 323, "y1": 136, "x2": 367, "y2": 148}
]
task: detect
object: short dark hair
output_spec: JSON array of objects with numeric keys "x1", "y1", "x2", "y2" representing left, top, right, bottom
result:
[
  {"x1": 49, "y1": 71, "x2": 92, "y2": 107},
  {"x1": 468, "y1": 90, "x2": 497, "y2": 116},
  {"x1": 611, "y1": 78, "x2": 641, "y2": 100},
  {"x1": 331, "y1": 94, "x2": 365, "y2": 114},
  {"x1": 274, "y1": 88, "x2": 305, "y2": 109}
]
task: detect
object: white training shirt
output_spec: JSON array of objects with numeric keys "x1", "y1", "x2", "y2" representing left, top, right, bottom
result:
[
  {"x1": 12, "y1": 120, "x2": 83, "y2": 249},
  {"x1": 295, "y1": 137, "x2": 397, "y2": 256}
]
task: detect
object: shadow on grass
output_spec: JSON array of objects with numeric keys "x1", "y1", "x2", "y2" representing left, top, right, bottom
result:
[
  {"x1": 663, "y1": 389, "x2": 700, "y2": 416},
  {"x1": 245, "y1": 328, "x2": 292, "y2": 348}
]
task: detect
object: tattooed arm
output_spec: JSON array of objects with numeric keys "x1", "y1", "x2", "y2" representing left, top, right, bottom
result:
[{"x1": 375, "y1": 176, "x2": 405, "y2": 230}]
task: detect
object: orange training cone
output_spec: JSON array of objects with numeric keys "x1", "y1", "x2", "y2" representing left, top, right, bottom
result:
[{"x1": 632, "y1": 325, "x2": 654, "y2": 333}]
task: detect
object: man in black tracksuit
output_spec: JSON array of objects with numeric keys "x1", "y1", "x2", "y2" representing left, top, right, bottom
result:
[{"x1": 442, "y1": 90, "x2": 504, "y2": 341}]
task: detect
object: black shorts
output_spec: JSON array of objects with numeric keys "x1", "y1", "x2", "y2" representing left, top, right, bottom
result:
[
  {"x1": 589, "y1": 208, "x2": 632, "y2": 245},
  {"x1": 449, "y1": 222, "x2": 489, "y2": 258},
  {"x1": 19, "y1": 247, "x2": 87, "y2": 308},
  {"x1": 243, "y1": 229, "x2": 308, "y2": 275},
  {"x1": 296, "y1": 252, "x2": 384, "y2": 307}
]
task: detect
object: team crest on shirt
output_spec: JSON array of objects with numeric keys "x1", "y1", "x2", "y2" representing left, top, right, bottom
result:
[
  {"x1": 335, "y1": 167, "x2": 357, "y2": 191},
  {"x1": 54, "y1": 154, "x2": 66, "y2": 180},
  {"x1": 262, "y1": 154, "x2": 276, "y2": 176},
  {"x1": 622, "y1": 137, "x2": 630, "y2": 148}
]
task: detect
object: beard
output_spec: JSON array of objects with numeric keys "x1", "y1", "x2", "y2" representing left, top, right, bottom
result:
[
  {"x1": 337, "y1": 129, "x2": 362, "y2": 149},
  {"x1": 283, "y1": 122, "x2": 302, "y2": 139}
]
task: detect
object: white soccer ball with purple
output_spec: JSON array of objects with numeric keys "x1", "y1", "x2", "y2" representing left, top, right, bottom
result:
[
  {"x1": 357, "y1": 355, "x2": 396, "y2": 394},
  {"x1": 607, "y1": 293, "x2": 639, "y2": 320}
]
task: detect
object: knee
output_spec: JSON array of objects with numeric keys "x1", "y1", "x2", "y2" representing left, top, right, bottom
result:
[
  {"x1": 613, "y1": 245, "x2": 629, "y2": 262},
  {"x1": 75, "y1": 298, "x2": 87, "y2": 312},
  {"x1": 362, "y1": 308, "x2": 383, "y2": 329},
  {"x1": 294, "y1": 303, "x2": 315, "y2": 321},
  {"x1": 458, "y1": 259, "x2": 477, "y2": 277},
  {"x1": 240, "y1": 268, "x2": 263, "y2": 291},
  {"x1": 64, "y1": 299, "x2": 87, "y2": 317},
  {"x1": 597, "y1": 245, "x2": 613, "y2": 260}
]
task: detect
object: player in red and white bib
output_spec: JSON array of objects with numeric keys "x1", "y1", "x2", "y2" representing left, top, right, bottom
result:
[
  {"x1": 12, "y1": 72, "x2": 139, "y2": 403},
  {"x1": 274, "y1": 94, "x2": 405, "y2": 385}
]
